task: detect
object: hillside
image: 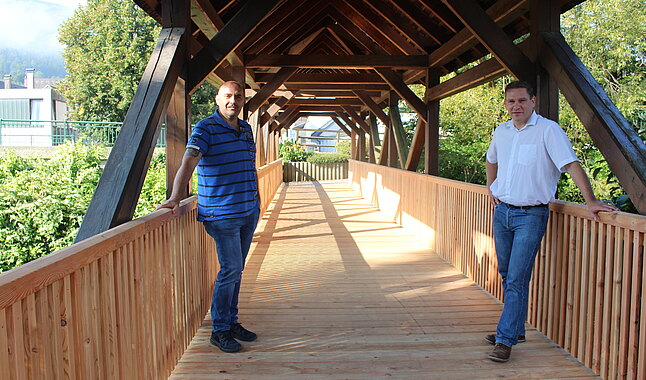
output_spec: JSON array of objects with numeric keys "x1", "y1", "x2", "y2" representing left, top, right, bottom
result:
[{"x1": 0, "y1": 48, "x2": 67, "y2": 83}]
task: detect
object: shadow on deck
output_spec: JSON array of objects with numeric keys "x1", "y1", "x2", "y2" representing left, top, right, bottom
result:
[{"x1": 170, "y1": 181, "x2": 597, "y2": 379}]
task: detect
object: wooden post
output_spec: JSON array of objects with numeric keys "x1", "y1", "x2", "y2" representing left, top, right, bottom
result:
[
  {"x1": 531, "y1": 0, "x2": 559, "y2": 121},
  {"x1": 426, "y1": 69, "x2": 440, "y2": 175},
  {"x1": 232, "y1": 65, "x2": 247, "y2": 119},
  {"x1": 165, "y1": 76, "x2": 191, "y2": 198},
  {"x1": 367, "y1": 114, "x2": 377, "y2": 164},
  {"x1": 389, "y1": 91, "x2": 408, "y2": 168}
]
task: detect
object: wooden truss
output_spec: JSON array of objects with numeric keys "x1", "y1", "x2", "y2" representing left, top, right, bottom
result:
[{"x1": 76, "y1": 0, "x2": 646, "y2": 240}]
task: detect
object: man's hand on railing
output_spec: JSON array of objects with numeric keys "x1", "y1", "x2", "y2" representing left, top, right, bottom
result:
[{"x1": 157, "y1": 198, "x2": 180, "y2": 214}]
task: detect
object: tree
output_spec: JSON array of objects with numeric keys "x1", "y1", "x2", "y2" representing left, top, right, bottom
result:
[{"x1": 58, "y1": 0, "x2": 160, "y2": 122}]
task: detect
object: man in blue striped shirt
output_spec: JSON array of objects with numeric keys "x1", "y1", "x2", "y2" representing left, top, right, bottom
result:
[{"x1": 158, "y1": 81, "x2": 260, "y2": 353}]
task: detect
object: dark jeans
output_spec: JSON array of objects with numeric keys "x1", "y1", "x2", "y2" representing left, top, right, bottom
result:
[
  {"x1": 493, "y1": 202, "x2": 549, "y2": 346},
  {"x1": 203, "y1": 207, "x2": 260, "y2": 332}
]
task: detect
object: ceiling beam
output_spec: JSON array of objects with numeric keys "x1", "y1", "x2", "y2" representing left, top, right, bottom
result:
[
  {"x1": 245, "y1": 67, "x2": 297, "y2": 114},
  {"x1": 188, "y1": 0, "x2": 280, "y2": 92},
  {"x1": 375, "y1": 68, "x2": 427, "y2": 123},
  {"x1": 245, "y1": 54, "x2": 430, "y2": 69},
  {"x1": 283, "y1": 83, "x2": 390, "y2": 91},
  {"x1": 353, "y1": 90, "x2": 390, "y2": 126},
  {"x1": 330, "y1": 116, "x2": 352, "y2": 136},
  {"x1": 260, "y1": 90, "x2": 298, "y2": 126},
  {"x1": 255, "y1": 72, "x2": 384, "y2": 84},
  {"x1": 287, "y1": 98, "x2": 364, "y2": 106},
  {"x1": 441, "y1": 0, "x2": 535, "y2": 82}
]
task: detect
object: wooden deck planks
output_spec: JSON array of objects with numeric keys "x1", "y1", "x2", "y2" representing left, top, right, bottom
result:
[{"x1": 170, "y1": 181, "x2": 598, "y2": 379}]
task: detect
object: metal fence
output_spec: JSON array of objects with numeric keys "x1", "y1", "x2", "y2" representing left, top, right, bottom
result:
[{"x1": 0, "y1": 119, "x2": 166, "y2": 147}]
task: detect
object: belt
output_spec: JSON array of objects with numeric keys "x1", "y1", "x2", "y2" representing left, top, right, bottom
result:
[{"x1": 504, "y1": 202, "x2": 548, "y2": 210}]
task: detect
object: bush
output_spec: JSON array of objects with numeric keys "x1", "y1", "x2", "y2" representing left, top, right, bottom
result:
[
  {"x1": 279, "y1": 140, "x2": 311, "y2": 162},
  {"x1": 0, "y1": 142, "x2": 106, "y2": 272},
  {"x1": 0, "y1": 144, "x2": 174, "y2": 272},
  {"x1": 335, "y1": 140, "x2": 351, "y2": 156},
  {"x1": 307, "y1": 152, "x2": 350, "y2": 164}
]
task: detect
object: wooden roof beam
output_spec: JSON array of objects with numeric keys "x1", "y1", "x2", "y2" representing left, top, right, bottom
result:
[
  {"x1": 429, "y1": 0, "x2": 529, "y2": 68},
  {"x1": 240, "y1": 0, "x2": 317, "y2": 52},
  {"x1": 389, "y1": 0, "x2": 449, "y2": 46},
  {"x1": 188, "y1": 0, "x2": 280, "y2": 92},
  {"x1": 340, "y1": 0, "x2": 422, "y2": 54},
  {"x1": 284, "y1": 83, "x2": 390, "y2": 91},
  {"x1": 441, "y1": 0, "x2": 535, "y2": 82},
  {"x1": 245, "y1": 67, "x2": 297, "y2": 114},
  {"x1": 192, "y1": 0, "x2": 256, "y2": 86},
  {"x1": 251, "y1": 0, "x2": 327, "y2": 55},
  {"x1": 330, "y1": 116, "x2": 352, "y2": 137},
  {"x1": 287, "y1": 98, "x2": 364, "y2": 106},
  {"x1": 245, "y1": 55, "x2": 430, "y2": 69},
  {"x1": 353, "y1": 90, "x2": 390, "y2": 126},
  {"x1": 375, "y1": 68, "x2": 428, "y2": 123},
  {"x1": 364, "y1": 0, "x2": 435, "y2": 52},
  {"x1": 256, "y1": 72, "x2": 384, "y2": 84},
  {"x1": 260, "y1": 90, "x2": 298, "y2": 126},
  {"x1": 331, "y1": 0, "x2": 404, "y2": 55}
]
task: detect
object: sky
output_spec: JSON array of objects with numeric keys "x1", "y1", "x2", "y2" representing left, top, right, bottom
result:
[{"x1": 0, "y1": 0, "x2": 87, "y2": 54}]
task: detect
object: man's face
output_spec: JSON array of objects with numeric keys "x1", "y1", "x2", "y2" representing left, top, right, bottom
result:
[
  {"x1": 216, "y1": 83, "x2": 244, "y2": 121},
  {"x1": 504, "y1": 88, "x2": 536, "y2": 128}
]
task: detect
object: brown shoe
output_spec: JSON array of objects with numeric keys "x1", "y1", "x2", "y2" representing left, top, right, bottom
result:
[{"x1": 488, "y1": 343, "x2": 512, "y2": 362}]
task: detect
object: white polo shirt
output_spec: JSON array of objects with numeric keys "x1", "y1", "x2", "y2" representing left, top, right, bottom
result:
[{"x1": 486, "y1": 112, "x2": 578, "y2": 206}]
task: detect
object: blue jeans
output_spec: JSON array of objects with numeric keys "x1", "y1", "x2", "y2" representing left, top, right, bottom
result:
[
  {"x1": 493, "y1": 203, "x2": 549, "y2": 347},
  {"x1": 203, "y1": 207, "x2": 260, "y2": 332}
]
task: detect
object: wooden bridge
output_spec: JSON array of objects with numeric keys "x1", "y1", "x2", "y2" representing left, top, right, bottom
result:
[
  {"x1": 2, "y1": 0, "x2": 645, "y2": 378},
  {"x1": 2, "y1": 161, "x2": 644, "y2": 379}
]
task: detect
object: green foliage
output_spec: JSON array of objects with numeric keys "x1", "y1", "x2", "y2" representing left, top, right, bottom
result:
[
  {"x1": 335, "y1": 140, "x2": 351, "y2": 156},
  {"x1": 0, "y1": 144, "x2": 176, "y2": 272},
  {"x1": 0, "y1": 143, "x2": 106, "y2": 272},
  {"x1": 191, "y1": 82, "x2": 219, "y2": 124},
  {"x1": 279, "y1": 140, "x2": 311, "y2": 162},
  {"x1": 58, "y1": 0, "x2": 160, "y2": 122},
  {"x1": 307, "y1": 153, "x2": 349, "y2": 164},
  {"x1": 134, "y1": 151, "x2": 168, "y2": 218}
]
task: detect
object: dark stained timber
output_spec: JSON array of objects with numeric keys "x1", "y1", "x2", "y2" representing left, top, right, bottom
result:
[
  {"x1": 76, "y1": 28, "x2": 186, "y2": 242},
  {"x1": 188, "y1": 0, "x2": 281, "y2": 92},
  {"x1": 540, "y1": 31, "x2": 646, "y2": 213},
  {"x1": 442, "y1": 0, "x2": 535, "y2": 83}
]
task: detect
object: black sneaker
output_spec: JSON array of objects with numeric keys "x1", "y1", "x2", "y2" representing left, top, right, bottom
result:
[
  {"x1": 230, "y1": 323, "x2": 257, "y2": 342},
  {"x1": 210, "y1": 330, "x2": 242, "y2": 353},
  {"x1": 484, "y1": 334, "x2": 526, "y2": 345},
  {"x1": 488, "y1": 343, "x2": 512, "y2": 362}
]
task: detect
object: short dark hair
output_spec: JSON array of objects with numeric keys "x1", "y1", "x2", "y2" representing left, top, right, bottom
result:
[{"x1": 505, "y1": 81, "x2": 535, "y2": 98}]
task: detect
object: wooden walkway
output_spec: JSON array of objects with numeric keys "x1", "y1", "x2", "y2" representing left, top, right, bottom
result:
[{"x1": 170, "y1": 181, "x2": 598, "y2": 379}]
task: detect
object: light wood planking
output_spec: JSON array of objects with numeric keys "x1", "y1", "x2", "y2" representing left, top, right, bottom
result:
[
  {"x1": 349, "y1": 160, "x2": 646, "y2": 380},
  {"x1": 171, "y1": 180, "x2": 597, "y2": 379},
  {"x1": 0, "y1": 159, "x2": 283, "y2": 379}
]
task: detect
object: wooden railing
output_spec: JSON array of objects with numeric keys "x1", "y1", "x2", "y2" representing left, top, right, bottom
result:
[
  {"x1": 349, "y1": 160, "x2": 646, "y2": 380},
  {"x1": 0, "y1": 159, "x2": 283, "y2": 380},
  {"x1": 283, "y1": 161, "x2": 348, "y2": 182}
]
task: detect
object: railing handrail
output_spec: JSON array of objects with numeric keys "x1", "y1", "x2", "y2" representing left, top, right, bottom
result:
[
  {"x1": 0, "y1": 196, "x2": 197, "y2": 310},
  {"x1": 350, "y1": 160, "x2": 645, "y2": 228},
  {"x1": 349, "y1": 159, "x2": 646, "y2": 380}
]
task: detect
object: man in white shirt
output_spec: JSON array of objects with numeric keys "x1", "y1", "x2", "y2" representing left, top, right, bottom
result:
[{"x1": 484, "y1": 81, "x2": 617, "y2": 362}]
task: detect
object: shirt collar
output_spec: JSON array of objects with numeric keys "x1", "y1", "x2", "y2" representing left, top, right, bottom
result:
[
  {"x1": 214, "y1": 109, "x2": 241, "y2": 130},
  {"x1": 505, "y1": 111, "x2": 538, "y2": 131}
]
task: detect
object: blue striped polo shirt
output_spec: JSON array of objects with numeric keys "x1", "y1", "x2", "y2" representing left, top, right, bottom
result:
[{"x1": 186, "y1": 110, "x2": 259, "y2": 222}]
